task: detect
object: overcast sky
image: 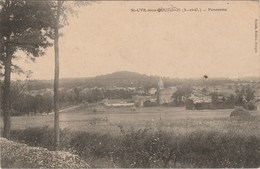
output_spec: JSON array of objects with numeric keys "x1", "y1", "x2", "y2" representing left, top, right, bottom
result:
[{"x1": 13, "y1": 1, "x2": 260, "y2": 80}]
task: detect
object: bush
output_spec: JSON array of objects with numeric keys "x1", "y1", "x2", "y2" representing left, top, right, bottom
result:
[
  {"x1": 185, "y1": 99, "x2": 194, "y2": 110},
  {"x1": 143, "y1": 100, "x2": 157, "y2": 107},
  {"x1": 7, "y1": 127, "x2": 260, "y2": 168},
  {"x1": 246, "y1": 102, "x2": 256, "y2": 110},
  {"x1": 10, "y1": 126, "x2": 55, "y2": 149},
  {"x1": 230, "y1": 107, "x2": 252, "y2": 118},
  {"x1": 12, "y1": 94, "x2": 53, "y2": 116},
  {"x1": 112, "y1": 128, "x2": 177, "y2": 168},
  {"x1": 177, "y1": 131, "x2": 260, "y2": 167},
  {"x1": 10, "y1": 126, "x2": 73, "y2": 151},
  {"x1": 69, "y1": 132, "x2": 114, "y2": 159}
]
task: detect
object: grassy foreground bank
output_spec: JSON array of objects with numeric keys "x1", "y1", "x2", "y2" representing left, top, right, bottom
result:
[{"x1": 0, "y1": 137, "x2": 89, "y2": 168}]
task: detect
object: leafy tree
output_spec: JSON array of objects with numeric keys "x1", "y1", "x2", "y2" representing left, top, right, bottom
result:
[
  {"x1": 245, "y1": 86, "x2": 255, "y2": 102},
  {"x1": 12, "y1": 94, "x2": 34, "y2": 115},
  {"x1": 227, "y1": 94, "x2": 235, "y2": 105},
  {"x1": 0, "y1": 0, "x2": 54, "y2": 139},
  {"x1": 234, "y1": 86, "x2": 255, "y2": 106},
  {"x1": 171, "y1": 86, "x2": 192, "y2": 106},
  {"x1": 201, "y1": 87, "x2": 207, "y2": 94},
  {"x1": 73, "y1": 87, "x2": 81, "y2": 103},
  {"x1": 87, "y1": 88, "x2": 104, "y2": 103},
  {"x1": 104, "y1": 89, "x2": 134, "y2": 100},
  {"x1": 9, "y1": 71, "x2": 32, "y2": 106},
  {"x1": 211, "y1": 92, "x2": 218, "y2": 105},
  {"x1": 12, "y1": 94, "x2": 53, "y2": 116}
]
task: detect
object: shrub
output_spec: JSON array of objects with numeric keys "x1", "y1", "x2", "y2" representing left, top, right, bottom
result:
[
  {"x1": 69, "y1": 132, "x2": 114, "y2": 159},
  {"x1": 230, "y1": 107, "x2": 252, "y2": 118},
  {"x1": 143, "y1": 100, "x2": 157, "y2": 107},
  {"x1": 177, "y1": 131, "x2": 260, "y2": 168},
  {"x1": 10, "y1": 126, "x2": 54, "y2": 149},
  {"x1": 185, "y1": 99, "x2": 194, "y2": 110},
  {"x1": 10, "y1": 126, "x2": 72, "y2": 151},
  {"x1": 246, "y1": 102, "x2": 256, "y2": 110},
  {"x1": 112, "y1": 128, "x2": 177, "y2": 168}
]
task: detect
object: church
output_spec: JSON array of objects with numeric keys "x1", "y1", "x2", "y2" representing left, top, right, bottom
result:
[{"x1": 157, "y1": 78, "x2": 177, "y2": 105}]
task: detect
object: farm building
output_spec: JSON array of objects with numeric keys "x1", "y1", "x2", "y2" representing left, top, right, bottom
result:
[
  {"x1": 255, "y1": 89, "x2": 260, "y2": 100},
  {"x1": 133, "y1": 95, "x2": 156, "y2": 107},
  {"x1": 102, "y1": 99, "x2": 135, "y2": 107},
  {"x1": 148, "y1": 88, "x2": 157, "y2": 95},
  {"x1": 157, "y1": 88, "x2": 177, "y2": 104},
  {"x1": 256, "y1": 101, "x2": 260, "y2": 111},
  {"x1": 186, "y1": 94, "x2": 212, "y2": 110},
  {"x1": 189, "y1": 94, "x2": 212, "y2": 104}
]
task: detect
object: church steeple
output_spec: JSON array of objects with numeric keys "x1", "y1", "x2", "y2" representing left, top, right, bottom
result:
[
  {"x1": 158, "y1": 78, "x2": 164, "y2": 90},
  {"x1": 157, "y1": 78, "x2": 164, "y2": 105}
]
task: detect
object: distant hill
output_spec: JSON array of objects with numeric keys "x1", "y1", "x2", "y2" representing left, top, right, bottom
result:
[
  {"x1": 97, "y1": 71, "x2": 149, "y2": 79},
  {"x1": 24, "y1": 71, "x2": 259, "y2": 90},
  {"x1": 60, "y1": 71, "x2": 161, "y2": 89},
  {"x1": 26, "y1": 71, "x2": 160, "y2": 90}
]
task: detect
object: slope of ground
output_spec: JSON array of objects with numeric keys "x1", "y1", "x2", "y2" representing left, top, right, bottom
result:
[{"x1": 0, "y1": 138, "x2": 90, "y2": 168}]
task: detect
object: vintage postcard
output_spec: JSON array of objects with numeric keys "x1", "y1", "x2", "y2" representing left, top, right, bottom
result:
[{"x1": 0, "y1": 0, "x2": 260, "y2": 168}]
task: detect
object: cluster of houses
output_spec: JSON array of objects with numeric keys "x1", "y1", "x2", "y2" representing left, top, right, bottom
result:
[{"x1": 127, "y1": 78, "x2": 178, "y2": 106}]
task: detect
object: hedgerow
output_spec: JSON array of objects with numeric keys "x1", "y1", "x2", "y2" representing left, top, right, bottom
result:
[{"x1": 6, "y1": 126, "x2": 260, "y2": 168}]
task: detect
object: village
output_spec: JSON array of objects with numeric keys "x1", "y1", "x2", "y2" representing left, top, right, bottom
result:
[{"x1": 14, "y1": 73, "x2": 259, "y2": 116}]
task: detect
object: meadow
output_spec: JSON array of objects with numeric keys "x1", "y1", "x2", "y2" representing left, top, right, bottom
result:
[
  {"x1": 2, "y1": 106, "x2": 260, "y2": 136},
  {"x1": 1, "y1": 107, "x2": 260, "y2": 168}
]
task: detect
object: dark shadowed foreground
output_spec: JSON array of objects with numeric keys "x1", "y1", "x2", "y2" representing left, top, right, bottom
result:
[{"x1": 0, "y1": 138, "x2": 90, "y2": 168}]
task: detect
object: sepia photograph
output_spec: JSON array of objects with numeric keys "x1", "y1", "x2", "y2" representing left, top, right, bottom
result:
[{"x1": 0, "y1": 0, "x2": 260, "y2": 168}]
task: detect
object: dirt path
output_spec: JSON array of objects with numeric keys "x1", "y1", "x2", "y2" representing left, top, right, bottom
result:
[
  {"x1": 48, "y1": 105, "x2": 81, "y2": 115},
  {"x1": 60, "y1": 105, "x2": 81, "y2": 113}
]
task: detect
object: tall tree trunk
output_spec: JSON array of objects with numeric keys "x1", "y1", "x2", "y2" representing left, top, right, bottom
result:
[
  {"x1": 3, "y1": 50, "x2": 12, "y2": 139},
  {"x1": 53, "y1": 1, "x2": 62, "y2": 151}
]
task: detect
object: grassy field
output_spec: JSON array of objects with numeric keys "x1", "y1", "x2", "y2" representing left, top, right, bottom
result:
[{"x1": 1, "y1": 106, "x2": 260, "y2": 136}]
